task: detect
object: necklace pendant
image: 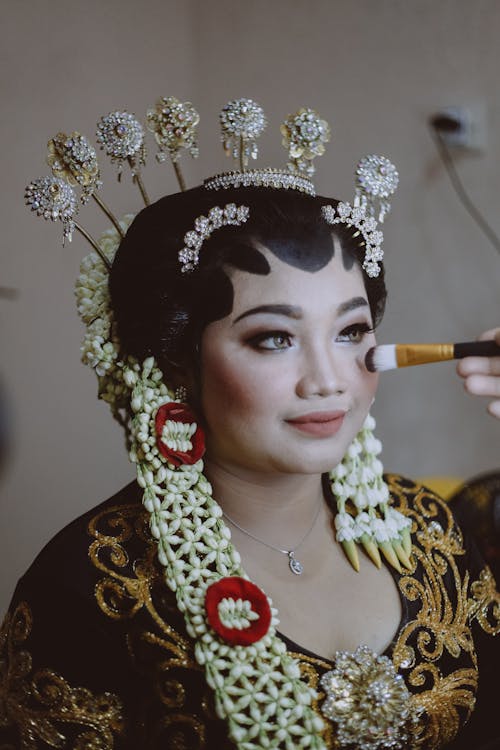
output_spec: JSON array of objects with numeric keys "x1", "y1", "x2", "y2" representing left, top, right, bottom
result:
[{"x1": 288, "y1": 551, "x2": 303, "y2": 575}]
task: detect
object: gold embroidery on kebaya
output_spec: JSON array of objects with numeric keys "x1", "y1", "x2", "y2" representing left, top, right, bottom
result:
[
  {"x1": 88, "y1": 504, "x2": 193, "y2": 660},
  {"x1": 386, "y1": 476, "x2": 481, "y2": 749},
  {"x1": 468, "y1": 566, "x2": 500, "y2": 635},
  {"x1": 288, "y1": 652, "x2": 337, "y2": 749},
  {"x1": 159, "y1": 714, "x2": 206, "y2": 750},
  {"x1": 88, "y1": 504, "x2": 211, "y2": 748},
  {"x1": 85, "y1": 485, "x2": 496, "y2": 750},
  {"x1": 0, "y1": 601, "x2": 123, "y2": 749},
  {"x1": 409, "y1": 667, "x2": 478, "y2": 748}
]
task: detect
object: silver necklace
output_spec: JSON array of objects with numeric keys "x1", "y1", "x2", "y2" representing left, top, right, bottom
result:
[{"x1": 222, "y1": 499, "x2": 322, "y2": 575}]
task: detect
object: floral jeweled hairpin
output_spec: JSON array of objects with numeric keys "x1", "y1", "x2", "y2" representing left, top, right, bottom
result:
[
  {"x1": 281, "y1": 107, "x2": 331, "y2": 178},
  {"x1": 24, "y1": 176, "x2": 78, "y2": 245},
  {"x1": 146, "y1": 96, "x2": 200, "y2": 192},
  {"x1": 47, "y1": 132, "x2": 101, "y2": 204},
  {"x1": 321, "y1": 155, "x2": 399, "y2": 278},
  {"x1": 96, "y1": 111, "x2": 150, "y2": 205},
  {"x1": 219, "y1": 98, "x2": 267, "y2": 171}
]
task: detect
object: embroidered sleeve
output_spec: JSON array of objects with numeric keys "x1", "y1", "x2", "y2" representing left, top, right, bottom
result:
[
  {"x1": 468, "y1": 566, "x2": 500, "y2": 635},
  {"x1": 0, "y1": 599, "x2": 125, "y2": 749}
]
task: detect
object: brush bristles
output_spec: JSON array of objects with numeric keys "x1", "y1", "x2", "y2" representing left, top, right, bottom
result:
[{"x1": 365, "y1": 345, "x2": 398, "y2": 373}]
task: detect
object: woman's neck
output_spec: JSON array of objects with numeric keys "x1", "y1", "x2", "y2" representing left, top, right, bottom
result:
[{"x1": 204, "y1": 458, "x2": 325, "y2": 546}]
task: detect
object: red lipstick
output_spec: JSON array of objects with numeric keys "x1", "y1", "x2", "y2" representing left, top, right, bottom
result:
[{"x1": 286, "y1": 411, "x2": 346, "y2": 437}]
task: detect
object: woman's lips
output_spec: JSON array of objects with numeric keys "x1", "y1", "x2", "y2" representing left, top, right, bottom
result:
[{"x1": 286, "y1": 411, "x2": 346, "y2": 437}]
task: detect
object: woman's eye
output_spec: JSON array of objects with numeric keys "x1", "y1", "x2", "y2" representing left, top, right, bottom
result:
[
  {"x1": 336, "y1": 323, "x2": 374, "y2": 344},
  {"x1": 247, "y1": 332, "x2": 293, "y2": 351}
]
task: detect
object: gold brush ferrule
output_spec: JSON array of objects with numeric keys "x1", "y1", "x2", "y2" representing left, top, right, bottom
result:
[{"x1": 395, "y1": 343, "x2": 455, "y2": 368}]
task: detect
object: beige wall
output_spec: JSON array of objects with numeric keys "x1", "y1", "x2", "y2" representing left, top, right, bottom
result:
[{"x1": 1, "y1": 0, "x2": 499, "y2": 614}]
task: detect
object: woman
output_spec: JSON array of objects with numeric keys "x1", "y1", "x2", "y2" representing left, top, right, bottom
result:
[{"x1": 2, "y1": 105, "x2": 499, "y2": 749}]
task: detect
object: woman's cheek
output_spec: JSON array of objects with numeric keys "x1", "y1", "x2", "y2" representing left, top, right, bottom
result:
[{"x1": 201, "y1": 351, "x2": 262, "y2": 421}]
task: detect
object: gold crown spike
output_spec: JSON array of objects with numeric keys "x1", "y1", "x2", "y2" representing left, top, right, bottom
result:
[
  {"x1": 281, "y1": 108, "x2": 331, "y2": 178},
  {"x1": 146, "y1": 97, "x2": 200, "y2": 192},
  {"x1": 96, "y1": 111, "x2": 150, "y2": 206},
  {"x1": 219, "y1": 98, "x2": 267, "y2": 172},
  {"x1": 24, "y1": 175, "x2": 110, "y2": 268},
  {"x1": 355, "y1": 155, "x2": 399, "y2": 223},
  {"x1": 47, "y1": 132, "x2": 125, "y2": 238}
]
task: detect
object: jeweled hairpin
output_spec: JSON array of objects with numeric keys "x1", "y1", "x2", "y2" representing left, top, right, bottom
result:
[
  {"x1": 146, "y1": 97, "x2": 200, "y2": 192},
  {"x1": 96, "y1": 111, "x2": 150, "y2": 205},
  {"x1": 47, "y1": 131, "x2": 125, "y2": 238},
  {"x1": 219, "y1": 98, "x2": 267, "y2": 171},
  {"x1": 355, "y1": 155, "x2": 399, "y2": 222},
  {"x1": 47, "y1": 132, "x2": 101, "y2": 204},
  {"x1": 24, "y1": 175, "x2": 111, "y2": 269},
  {"x1": 321, "y1": 155, "x2": 398, "y2": 278},
  {"x1": 281, "y1": 107, "x2": 330, "y2": 178},
  {"x1": 25, "y1": 176, "x2": 78, "y2": 244}
]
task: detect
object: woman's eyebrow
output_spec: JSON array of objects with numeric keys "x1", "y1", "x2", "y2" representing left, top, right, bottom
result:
[
  {"x1": 233, "y1": 297, "x2": 368, "y2": 325},
  {"x1": 336, "y1": 296, "x2": 369, "y2": 316},
  {"x1": 233, "y1": 304, "x2": 302, "y2": 324}
]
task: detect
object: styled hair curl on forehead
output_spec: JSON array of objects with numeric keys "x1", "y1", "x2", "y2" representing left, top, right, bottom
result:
[{"x1": 110, "y1": 185, "x2": 387, "y2": 374}]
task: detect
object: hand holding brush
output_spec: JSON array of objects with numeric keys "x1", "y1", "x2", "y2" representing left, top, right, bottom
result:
[
  {"x1": 456, "y1": 328, "x2": 500, "y2": 419},
  {"x1": 365, "y1": 328, "x2": 500, "y2": 418}
]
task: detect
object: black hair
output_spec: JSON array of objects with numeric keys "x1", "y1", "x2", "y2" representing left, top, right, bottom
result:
[{"x1": 109, "y1": 185, "x2": 387, "y2": 375}]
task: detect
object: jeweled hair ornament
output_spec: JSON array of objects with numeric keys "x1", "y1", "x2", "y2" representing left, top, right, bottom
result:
[
  {"x1": 219, "y1": 97, "x2": 267, "y2": 171},
  {"x1": 178, "y1": 203, "x2": 250, "y2": 273},
  {"x1": 47, "y1": 131, "x2": 125, "y2": 238},
  {"x1": 321, "y1": 154, "x2": 399, "y2": 278},
  {"x1": 96, "y1": 110, "x2": 150, "y2": 205},
  {"x1": 24, "y1": 96, "x2": 413, "y2": 750},
  {"x1": 281, "y1": 107, "x2": 331, "y2": 178},
  {"x1": 146, "y1": 96, "x2": 199, "y2": 192},
  {"x1": 24, "y1": 176, "x2": 78, "y2": 245}
]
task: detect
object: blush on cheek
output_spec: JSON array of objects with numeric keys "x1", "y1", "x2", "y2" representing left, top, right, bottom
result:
[{"x1": 200, "y1": 351, "x2": 260, "y2": 422}]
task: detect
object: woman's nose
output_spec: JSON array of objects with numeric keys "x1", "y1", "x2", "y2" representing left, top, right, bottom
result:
[{"x1": 295, "y1": 344, "x2": 348, "y2": 398}]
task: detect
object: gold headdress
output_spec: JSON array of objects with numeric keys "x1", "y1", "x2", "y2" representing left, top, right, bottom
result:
[{"x1": 24, "y1": 98, "x2": 414, "y2": 750}]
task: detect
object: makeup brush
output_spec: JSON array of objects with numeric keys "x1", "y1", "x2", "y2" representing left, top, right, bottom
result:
[{"x1": 365, "y1": 340, "x2": 500, "y2": 373}]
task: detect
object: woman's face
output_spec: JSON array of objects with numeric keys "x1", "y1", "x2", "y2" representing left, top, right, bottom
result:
[{"x1": 200, "y1": 241, "x2": 378, "y2": 478}]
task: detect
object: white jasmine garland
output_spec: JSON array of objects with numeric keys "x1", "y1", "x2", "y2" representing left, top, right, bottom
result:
[
  {"x1": 161, "y1": 420, "x2": 197, "y2": 452},
  {"x1": 217, "y1": 597, "x2": 261, "y2": 629},
  {"x1": 75, "y1": 219, "x2": 410, "y2": 749}
]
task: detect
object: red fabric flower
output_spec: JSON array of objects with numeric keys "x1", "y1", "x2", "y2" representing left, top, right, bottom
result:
[
  {"x1": 155, "y1": 402, "x2": 205, "y2": 467},
  {"x1": 205, "y1": 576, "x2": 272, "y2": 646}
]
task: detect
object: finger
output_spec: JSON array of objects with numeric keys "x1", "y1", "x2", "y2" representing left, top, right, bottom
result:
[
  {"x1": 463, "y1": 374, "x2": 500, "y2": 398},
  {"x1": 487, "y1": 400, "x2": 500, "y2": 419},
  {"x1": 457, "y1": 356, "x2": 500, "y2": 377},
  {"x1": 477, "y1": 327, "x2": 500, "y2": 342}
]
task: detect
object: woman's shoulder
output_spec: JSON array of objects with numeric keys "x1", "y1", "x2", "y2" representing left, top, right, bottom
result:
[{"x1": 18, "y1": 480, "x2": 144, "y2": 598}]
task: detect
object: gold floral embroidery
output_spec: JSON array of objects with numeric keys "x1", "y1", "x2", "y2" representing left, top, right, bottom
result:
[
  {"x1": 0, "y1": 601, "x2": 123, "y2": 749},
  {"x1": 288, "y1": 652, "x2": 337, "y2": 749},
  {"x1": 387, "y1": 475, "x2": 483, "y2": 749},
  {"x1": 409, "y1": 667, "x2": 478, "y2": 748},
  {"x1": 468, "y1": 566, "x2": 500, "y2": 635},
  {"x1": 87, "y1": 504, "x2": 211, "y2": 748},
  {"x1": 85, "y1": 483, "x2": 496, "y2": 750}
]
